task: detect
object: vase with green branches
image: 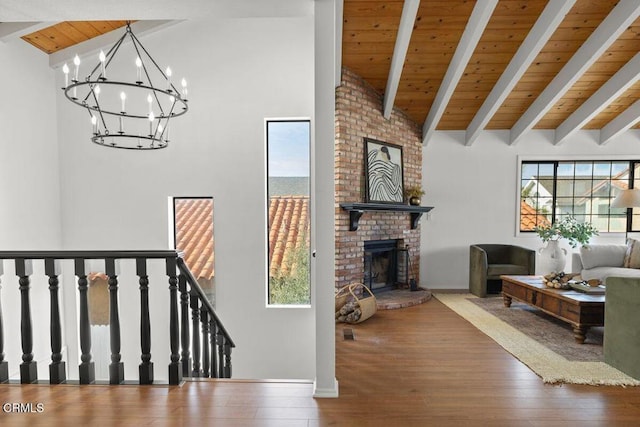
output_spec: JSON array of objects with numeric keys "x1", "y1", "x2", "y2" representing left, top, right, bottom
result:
[
  {"x1": 535, "y1": 216, "x2": 599, "y2": 248},
  {"x1": 535, "y1": 216, "x2": 599, "y2": 273}
]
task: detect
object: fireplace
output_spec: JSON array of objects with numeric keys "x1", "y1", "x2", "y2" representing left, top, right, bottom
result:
[{"x1": 363, "y1": 239, "x2": 407, "y2": 293}]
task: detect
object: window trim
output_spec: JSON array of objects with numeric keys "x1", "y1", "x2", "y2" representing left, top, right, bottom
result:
[
  {"x1": 265, "y1": 118, "x2": 312, "y2": 308},
  {"x1": 516, "y1": 155, "x2": 640, "y2": 237}
]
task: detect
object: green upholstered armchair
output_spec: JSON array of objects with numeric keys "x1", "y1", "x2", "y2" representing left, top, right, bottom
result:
[
  {"x1": 604, "y1": 277, "x2": 640, "y2": 380},
  {"x1": 469, "y1": 244, "x2": 536, "y2": 297}
]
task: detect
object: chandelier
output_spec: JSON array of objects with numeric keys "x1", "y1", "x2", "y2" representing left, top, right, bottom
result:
[{"x1": 62, "y1": 23, "x2": 188, "y2": 150}]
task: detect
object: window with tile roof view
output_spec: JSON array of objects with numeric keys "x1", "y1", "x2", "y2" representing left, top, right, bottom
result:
[
  {"x1": 520, "y1": 160, "x2": 640, "y2": 234},
  {"x1": 174, "y1": 197, "x2": 215, "y2": 306},
  {"x1": 267, "y1": 120, "x2": 310, "y2": 305}
]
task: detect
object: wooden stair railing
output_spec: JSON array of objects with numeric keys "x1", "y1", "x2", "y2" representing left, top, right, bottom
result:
[
  {"x1": 177, "y1": 258, "x2": 235, "y2": 379},
  {"x1": 0, "y1": 250, "x2": 234, "y2": 385}
]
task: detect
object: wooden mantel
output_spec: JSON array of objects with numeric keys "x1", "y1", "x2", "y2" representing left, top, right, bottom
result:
[{"x1": 340, "y1": 203, "x2": 434, "y2": 231}]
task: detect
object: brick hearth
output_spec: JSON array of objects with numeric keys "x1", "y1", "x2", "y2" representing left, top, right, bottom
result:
[{"x1": 335, "y1": 67, "x2": 423, "y2": 290}]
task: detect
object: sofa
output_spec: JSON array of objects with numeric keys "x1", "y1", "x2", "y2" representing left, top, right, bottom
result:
[
  {"x1": 572, "y1": 244, "x2": 640, "y2": 283},
  {"x1": 604, "y1": 277, "x2": 640, "y2": 380}
]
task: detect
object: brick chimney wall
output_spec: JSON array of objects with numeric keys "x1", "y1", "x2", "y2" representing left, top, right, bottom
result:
[{"x1": 335, "y1": 67, "x2": 423, "y2": 289}]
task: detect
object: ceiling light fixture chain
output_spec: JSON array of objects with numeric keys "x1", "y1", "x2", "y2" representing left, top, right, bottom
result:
[{"x1": 62, "y1": 22, "x2": 188, "y2": 150}]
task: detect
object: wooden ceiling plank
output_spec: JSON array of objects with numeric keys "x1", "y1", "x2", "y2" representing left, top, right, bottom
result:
[
  {"x1": 509, "y1": 1, "x2": 640, "y2": 145},
  {"x1": 600, "y1": 99, "x2": 640, "y2": 145},
  {"x1": 383, "y1": 0, "x2": 420, "y2": 119},
  {"x1": 0, "y1": 22, "x2": 54, "y2": 42},
  {"x1": 422, "y1": 0, "x2": 498, "y2": 145},
  {"x1": 39, "y1": 26, "x2": 81, "y2": 52},
  {"x1": 465, "y1": 0, "x2": 575, "y2": 146},
  {"x1": 555, "y1": 52, "x2": 640, "y2": 145},
  {"x1": 21, "y1": 31, "x2": 58, "y2": 54},
  {"x1": 49, "y1": 20, "x2": 176, "y2": 68},
  {"x1": 54, "y1": 22, "x2": 94, "y2": 45}
]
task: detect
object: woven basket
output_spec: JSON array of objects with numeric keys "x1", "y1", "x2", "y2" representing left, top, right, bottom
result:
[
  {"x1": 335, "y1": 284, "x2": 351, "y2": 312},
  {"x1": 347, "y1": 283, "x2": 377, "y2": 323}
]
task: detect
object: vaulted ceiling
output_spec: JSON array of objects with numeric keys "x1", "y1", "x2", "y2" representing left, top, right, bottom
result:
[
  {"x1": 4, "y1": 1, "x2": 640, "y2": 147},
  {"x1": 340, "y1": 0, "x2": 640, "y2": 145}
]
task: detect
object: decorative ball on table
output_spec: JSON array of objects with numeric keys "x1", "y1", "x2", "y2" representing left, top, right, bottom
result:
[{"x1": 542, "y1": 271, "x2": 579, "y2": 289}]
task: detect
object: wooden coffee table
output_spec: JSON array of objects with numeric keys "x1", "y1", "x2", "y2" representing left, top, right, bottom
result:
[{"x1": 500, "y1": 275, "x2": 605, "y2": 344}]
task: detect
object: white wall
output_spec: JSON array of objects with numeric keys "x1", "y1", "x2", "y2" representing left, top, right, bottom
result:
[
  {"x1": 421, "y1": 129, "x2": 640, "y2": 290},
  {"x1": 55, "y1": 17, "x2": 315, "y2": 379},
  {"x1": 0, "y1": 40, "x2": 61, "y2": 249},
  {"x1": 0, "y1": 38, "x2": 63, "y2": 378}
]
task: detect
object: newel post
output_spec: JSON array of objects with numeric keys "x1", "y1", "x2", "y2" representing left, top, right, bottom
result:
[
  {"x1": 16, "y1": 258, "x2": 37, "y2": 383},
  {"x1": 0, "y1": 261, "x2": 8, "y2": 383},
  {"x1": 45, "y1": 258, "x2": 66, "y2": 384}
]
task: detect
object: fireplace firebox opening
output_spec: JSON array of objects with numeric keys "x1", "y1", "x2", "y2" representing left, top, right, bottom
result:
[{"x1": 363, "y1": 239, "x2": 408, "y2": 293}]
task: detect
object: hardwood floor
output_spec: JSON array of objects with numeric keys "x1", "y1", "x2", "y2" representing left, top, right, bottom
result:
[{"x1": 1, "y1": 298, "x2": 640, "y2": 426}]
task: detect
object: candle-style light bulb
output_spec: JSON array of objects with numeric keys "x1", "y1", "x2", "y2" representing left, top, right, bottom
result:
[
  {"x1": 62, "y1": 63, "x2": 69, "y2": 88},
  {"x1": 158, "y1": 123, "x2": 164, "y2": 139},
  {"x1": 91, "y1": 115, "x2": 97, "y2": 134},
  {"x1": 135, "y1": 56, "x2": 143, "y2": 84},
  {"x1": 148, "y1": 111, "x2": 155, "y2": 136},
  {"x1": 166, "y1": 67, "x2": 172, "y2": 91},
  {"x1": 99, "y1": 50, "x2": 106, "y2": 79},
  {"x1": 120, "y1": 92, "x2": 126, "y2": 113},
  {"x1": 147, "y1": 93, "x2": 153, "y2": 114},
  {"x1": 181, "y1": 78, "x2": 188, "y2": 99},
  {"x1": 73, "y1": 55, "x2": 80, "y2": 82},
  {"x1": 94, "y1": 85, "x2": 101, "y2": 102}
]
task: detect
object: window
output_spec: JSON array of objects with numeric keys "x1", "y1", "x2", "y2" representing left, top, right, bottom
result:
[
  {"x1": 520, "y1": 160, "x2": 640, "y2": 233},
  {"x1": 173, "y1": 197, "x2": 215, "y2": 305},
  {"x1": 266, "y1": 120, "x2": 311, "y2": 305}
]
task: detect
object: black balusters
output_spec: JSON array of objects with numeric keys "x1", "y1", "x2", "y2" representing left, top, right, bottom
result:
[
  {"x1": 190, "y1": 292, "x2": 201, "y2": 377},
  {"x1": 223, "y1": 338, "x2": 232, "y2": 378},
  {"x1": 166, "y1": 257, "x2": 182, "y2": 385},
  {"x1": 0, "y1": 250, "x2": 232, "y2": 385},
  {"x1": 45, "y1": 259, "x2": 66, "y2": 384},
  {"x1": 210, "y1": 320, "x2": 218, "y2": 379},
  {"x1": 15, "y1": 258, "x2": 37, "y2": 384},
  {"x1": 217, "y1": 327, "x2": 224, "y2": 379},
  {"x1": 179, "y1": 275, "x2": 191, "y2": 378},
  {"x1": 106, "y1": 258, "x2": 124, "y2": 384},
  {"x1": 201, "y1": 308, "x2": 210, "y2": 377},
  {"x1": 0, "y1": 262, "x2": 7, "y2": 383},
  {"x1": 137, "y1": 258, "x2": 153, "y2": 384},
  {"x1": 75, "y1": 258, "x2": 95, "y2": 384}
]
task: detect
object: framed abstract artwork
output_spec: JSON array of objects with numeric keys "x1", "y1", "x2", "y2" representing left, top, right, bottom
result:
[{"x1": 364, "y1": 138, "x2": 404, "y2": 204}]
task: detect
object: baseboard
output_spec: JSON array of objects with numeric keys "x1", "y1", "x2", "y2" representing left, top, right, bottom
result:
[{"x1": 312, "y1": 378, "x2": 339, "y2": 398}]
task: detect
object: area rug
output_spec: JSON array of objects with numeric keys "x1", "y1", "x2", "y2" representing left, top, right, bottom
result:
[{"x1": 434, "y1": 293, "x2": 640, "y2": 386}]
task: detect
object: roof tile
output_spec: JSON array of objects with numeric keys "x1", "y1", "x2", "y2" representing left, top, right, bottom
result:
[
  {"x1": 175, "y1": 198, "x2": 214, "y2": 280},
  {"x1": 269, "y1": 196, "x2": 310, "y2": 277}
]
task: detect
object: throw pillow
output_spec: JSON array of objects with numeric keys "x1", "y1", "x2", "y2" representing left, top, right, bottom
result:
[
  {"x1": 579, "y1": 244, "x2": 626, "y2": 269},
  {"x1": 623, "y1": 238, "x2": 640, "y2": 269}
]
